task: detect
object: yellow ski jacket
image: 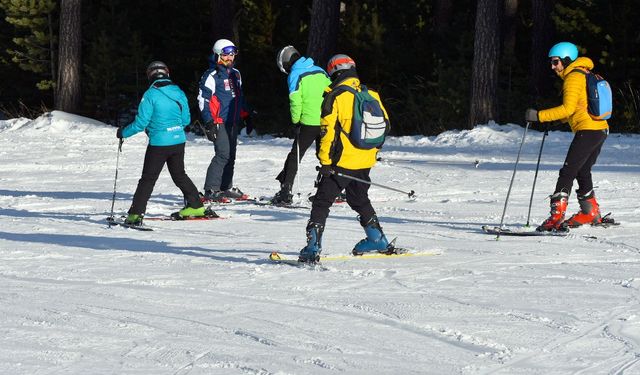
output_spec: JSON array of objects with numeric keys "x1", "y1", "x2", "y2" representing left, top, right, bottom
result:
[
  {"x1": 538, "y1": 56, "x2": 609, "y2": 132},
  {"x1": 318, "y1": 77, "x2": 389, "y2": 170}
]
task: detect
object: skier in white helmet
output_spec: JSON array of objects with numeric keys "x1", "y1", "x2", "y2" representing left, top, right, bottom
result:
[{"x1": 197, "y1": 39, "x2": 252, "y2": 202}]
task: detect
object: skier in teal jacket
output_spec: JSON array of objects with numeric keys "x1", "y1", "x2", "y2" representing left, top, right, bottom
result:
[{"x1": 117, "y1": 61, "x2": 204, "y2": 224}]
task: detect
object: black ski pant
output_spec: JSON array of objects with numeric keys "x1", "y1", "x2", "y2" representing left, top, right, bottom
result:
[
  {"x1": 129, "y1": 143, "x2": 203, "y2": 215},
  {"x1": 276, "y1": 125, "x2": 322, "y2": 188},
  {"x1": 554, "y1": 129, "x2": 607, "y2": 196},
  {"x1": 309, "y1": 167, "x2": 376, "y2": 227}
]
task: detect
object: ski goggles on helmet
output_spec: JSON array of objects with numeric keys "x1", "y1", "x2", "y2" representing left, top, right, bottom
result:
[{"x1": 220, "y1": 46, "x2": 238, "y2": 56}]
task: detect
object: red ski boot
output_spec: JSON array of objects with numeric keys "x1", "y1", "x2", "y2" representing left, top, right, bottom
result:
[
  {"x1": 563, "y1": 190, "x2": 602, "y2": 228},
  {"x1": 536, "y1": 192, "x2": 568, "y2": 232}
]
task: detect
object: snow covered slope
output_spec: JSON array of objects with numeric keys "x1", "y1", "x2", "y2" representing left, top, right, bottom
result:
[{"x1": 1, "y1": 111, "x2": 639, "y2": 374}]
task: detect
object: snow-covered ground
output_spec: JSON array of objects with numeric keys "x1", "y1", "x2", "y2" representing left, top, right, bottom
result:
[{"x1": 1, "y1": 111, "x2": 639, "y2": 374}]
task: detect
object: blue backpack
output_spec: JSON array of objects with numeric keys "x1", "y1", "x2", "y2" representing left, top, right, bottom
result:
[
  {"x1": 338, "y1": 85, "x2": 389, "y2": 149},
  {"x1": 572, "y1": 68, "x2": 612, "y2": 121}
]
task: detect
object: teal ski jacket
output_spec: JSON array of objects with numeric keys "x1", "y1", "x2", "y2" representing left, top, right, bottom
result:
[{"x1": 122, "y1": 79, "x2": 191, "y2": 146}]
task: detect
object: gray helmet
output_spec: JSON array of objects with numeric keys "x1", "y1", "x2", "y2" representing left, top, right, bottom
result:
[
  {"x1": 146, "y1": 61, "x2": 170, "y2": 82},
  {"x1": 276, "y1": 45, "x2": 301, "y2": 74},
  {"x1": 326, "y1": 54, "x2": 356, "y2": 77}
]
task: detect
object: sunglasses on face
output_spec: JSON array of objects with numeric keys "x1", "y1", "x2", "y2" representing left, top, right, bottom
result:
[{"x1": 550, "y1": 59, "x2": 561, "y2": 66}]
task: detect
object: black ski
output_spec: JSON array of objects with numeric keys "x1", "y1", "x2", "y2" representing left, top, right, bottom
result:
[
  {"x1": 106, "y1": 216, "x2": 153, "y2": 231},
  {"x1": 481, "y1": 225, "x2": 569, "y2": 237},
  {"x1": 251, "y1": 200, "x2": 309, "y2": 210}
]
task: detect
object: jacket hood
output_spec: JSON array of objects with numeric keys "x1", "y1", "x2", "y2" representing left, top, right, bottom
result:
[
  {"x1": 291, "y1": 56, "x2": 315, "y2": 71},
  {"x1": 329, "y1": 67, "x2": 359, "y2": 89},
  {"x1": 561, "y1": 56, "x2": 594, "y2": 79},
  {"x1": 151, "y1": 79, "x2": 183, "y2": 102}
]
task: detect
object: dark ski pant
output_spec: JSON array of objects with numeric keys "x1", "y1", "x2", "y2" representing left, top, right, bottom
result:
[
  {"x1": 276, "y1": 125, "x2": 321, "y2": 188},
  {"x1": 309, "y1": 167, "x2": 376, "y2": 226},
  {"x1": 554, "y1": 129, "x2": 607, "y2": 196},
  {"x1": 129, "y1": 143, "x2": 202, "y2": 215},
  {"x1": 204, "y1": 122, "x2": 238, "y2": 192}
]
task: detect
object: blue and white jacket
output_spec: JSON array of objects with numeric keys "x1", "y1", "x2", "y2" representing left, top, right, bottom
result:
[
  {"x1": 122, "y1": 79, "x2": 190, "y2": 146},
  {"x1": 197, "y1": 57, "x2": 249, "y2": 127}
]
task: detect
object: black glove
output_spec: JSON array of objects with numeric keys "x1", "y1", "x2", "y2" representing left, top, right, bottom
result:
[
  {"x1": 525, "y1": 108, "x2": 539, "y2": 123},
  {"x1": 293, "y1": 123, "x2": 301, "y2": 137},
  {"x1": 319, "y1": 165, "x2": 333, "y2": 177},
  {"x1": 203, "y1": 120, "x2": 220, "y2": 142},
  {"x1": 116, "y1": 127, "x2": 124, "y2": 139}
]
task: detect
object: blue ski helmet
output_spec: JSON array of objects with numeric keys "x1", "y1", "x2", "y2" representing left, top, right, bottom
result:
[{"x1": 548, "y1": 42, "x2": 578, "y2": 63}]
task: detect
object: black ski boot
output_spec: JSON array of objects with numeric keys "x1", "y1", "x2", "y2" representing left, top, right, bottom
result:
[{"x1": 271, "y1": 184, "x2": 293, "y2": 205}]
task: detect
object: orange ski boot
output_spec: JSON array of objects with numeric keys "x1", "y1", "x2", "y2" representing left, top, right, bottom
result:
[
  {"x1": 563, "y1": 190, "x2": 602, "y2": 228},
  {"x1": 536, "y1": 192, "x2": 568, "y2": 232}
]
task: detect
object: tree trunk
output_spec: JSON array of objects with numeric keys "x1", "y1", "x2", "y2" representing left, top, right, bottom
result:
[
  {"x1": 468, "y1": 0, "x2": 500, "y2": 128},
  {"x1": 502, "y1": 0, "x2": 518, "y2": 60},
  {"x1": 307, "y1": 0, "x2": 340, "y2": 69},
  {"x1": 211, "y1": 0, "x2": 235, "y2": 43},
  {"x1": 433, "y1": 0, "x2": 453, "y2": 37},
  {"x1": 55, "y1": 0, "x2": 81, "y2": 113},
  {"x1": 531, "y1": 0, "x2": 555, "y2": 100}
]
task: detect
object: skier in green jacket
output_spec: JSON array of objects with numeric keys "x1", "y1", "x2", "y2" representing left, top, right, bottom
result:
[{"x1": 272, "y1": 46, "x2": 331, "y2": 204}]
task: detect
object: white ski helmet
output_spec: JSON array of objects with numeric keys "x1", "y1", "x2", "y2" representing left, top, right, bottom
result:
[
  {"x1": 212, "y1": 39, "x2": 238, "y2": 57},
  {"x1": 276, "y1": 45, "x2": 301, "y2": 74},
  {"x1": 326, "y1": 54, "x2": 356, "y2": 77}
]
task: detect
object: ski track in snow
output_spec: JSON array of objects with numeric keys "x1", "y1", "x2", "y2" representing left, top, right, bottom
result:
[{"x1": 1, "y1": 113, "x2": 640, "y2": 374}]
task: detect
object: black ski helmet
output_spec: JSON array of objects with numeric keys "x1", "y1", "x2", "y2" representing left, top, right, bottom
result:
[
  {"x1": 146, "y1": 61, "x2": 170, "y2": 82},
  {"x1": 276, "y1": 45, "x2": 301, "y2": 74}
]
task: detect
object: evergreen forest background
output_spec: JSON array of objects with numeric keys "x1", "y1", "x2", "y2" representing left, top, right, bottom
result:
[{"x1": 1, "y1": 0, "x2": 639, "y2": 135}]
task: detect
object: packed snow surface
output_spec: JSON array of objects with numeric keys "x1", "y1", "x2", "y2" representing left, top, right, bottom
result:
[{"x1": 1, "y1": 111, "x2": 639, "y2": 374}]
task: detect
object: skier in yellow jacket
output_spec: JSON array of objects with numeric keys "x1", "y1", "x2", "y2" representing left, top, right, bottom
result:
[
  {"x1": 525, "y1": 42, "x2": 609, "y2": 232},
  {"x1": 298, "y1": 54, "x2": 392, "y2": 263}
]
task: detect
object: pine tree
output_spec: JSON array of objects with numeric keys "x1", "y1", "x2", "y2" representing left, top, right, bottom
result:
[{"x1": 0, "y1": 0, "x2": 56, "y2": 92}]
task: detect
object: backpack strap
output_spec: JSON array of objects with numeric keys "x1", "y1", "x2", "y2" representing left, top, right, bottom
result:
[
  {"x1": 153, "y1": 84, "x2": 183, "y2": 113},
  {"x1": 326, "y1": 85, "x2": 360, "y2": 140},
  {"x1": 568, "y1": 67, "x2": 589, "y2": 76}
]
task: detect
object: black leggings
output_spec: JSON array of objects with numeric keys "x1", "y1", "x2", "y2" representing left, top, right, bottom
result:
[
  {"x1": 276, "y1": 125, "x2": 322, "y2": 187},
  {"x1": 554, "y1": 129, "x2": 607, "y2": 196},
  {"x1": 129, "y1": 143, "x2": 203, "y2": 215}
]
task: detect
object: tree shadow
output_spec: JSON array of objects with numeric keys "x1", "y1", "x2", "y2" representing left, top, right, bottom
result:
[
  {"x1": 0, "y1": 189, "x2": 183, "y2": 205},
  {"x1": 0, "y1": 230, "x2": 272, "y2": 265}
]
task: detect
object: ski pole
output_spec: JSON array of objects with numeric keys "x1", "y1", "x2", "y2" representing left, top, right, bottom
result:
[
  {"x1": 295, "y1": 127, "x2": 301, "y2": 201},
  {"x1": 108, "y1": 138, "x2": 124, "y2": 225},
  {"x1": 329, "y1": 169, "x2": 415, "y2": 198},
  {"x1": 496, "y1": 121, "x2": 530, "y2": 239},
  {"x1": 526, "y1": 126, "x2": 548, "y2": 226}
]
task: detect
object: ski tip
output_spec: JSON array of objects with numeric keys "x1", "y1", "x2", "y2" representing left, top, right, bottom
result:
[{"x1": 269, "y1": 251, "x2": 284, "y2": 261}]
